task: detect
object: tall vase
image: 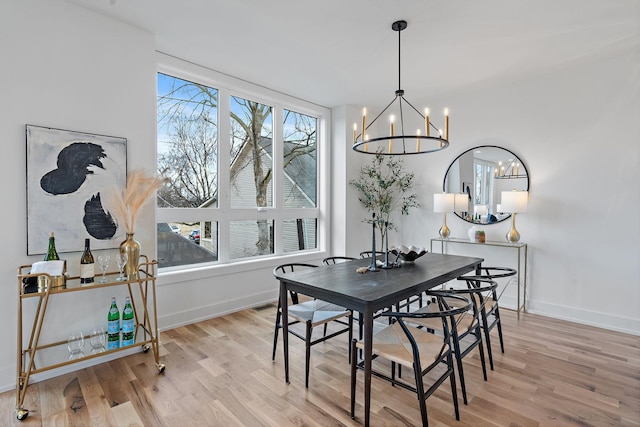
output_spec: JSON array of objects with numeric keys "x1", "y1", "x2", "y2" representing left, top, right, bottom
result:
[{"x1": 120, "y1": 233, "x2": 140, "y2": 280}]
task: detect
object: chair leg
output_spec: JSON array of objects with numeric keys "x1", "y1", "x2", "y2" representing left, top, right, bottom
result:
[
  {"x1": 476, "y1": 326, "x2": 488, "y2": 381},
  {"x1": 452, "y1": 338, "x2": 468, "y2": 405},
  {"x1": 350, "y1": 339, "x2": 357, "y2": 419},
  {"x1": 414, "y1": 363, "x2": 429, "y2": 427},
  {"x1": 323, "y1": 323, "x2": 328, "y2": 337},
  {"x1": 495, "y1": 308, "x2": 505, "y2": 353},
  {"x1": 482, "y1": 313, "x2": 495, "y2": 371},
  {"x1": 448, "y1": 351, "x2": 460, "y2": 421},
  {"x1": 305, "y1": 321, "x2": 312, "y2": 388},
  {"x1": 272, "y1": 300, "x2": 282, "y2": 361}
]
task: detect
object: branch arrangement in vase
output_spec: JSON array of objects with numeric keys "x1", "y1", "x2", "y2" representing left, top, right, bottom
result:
[{"x1": 350, "y1": 152, "x2": 420, "y2": 242}]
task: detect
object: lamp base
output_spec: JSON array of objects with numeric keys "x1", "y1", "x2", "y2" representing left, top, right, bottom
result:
[
  {"x1": 439, "y1": 224, "x2": 450, "y2": 239},
  {"x1": 505, "y1": 228, "x2": 520, "y2": 243},
  {"x1": 505, "y1": 213, "x2": 521, "y2": 243}
]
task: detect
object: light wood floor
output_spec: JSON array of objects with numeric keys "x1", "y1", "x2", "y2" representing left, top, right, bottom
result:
[{"x1": 1, "y1": 303, "x2": 638, "y2": 426}]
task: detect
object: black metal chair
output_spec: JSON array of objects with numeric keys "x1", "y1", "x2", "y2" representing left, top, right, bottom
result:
[
  {"x1": 358, "y1": 250, "x2": 387, "y2": 260},
  {"x1": 458, "y1": 267, "x2": 516, "y2": 370},
  {"x1": 417, "y1": 278, "x2": 498, "y2": 405},
  {"x1": 272, "y1": 263, "x2": 353, "y2": 387},
  {"x1": 350, "y1": 294, "x2": 472, "y2": 426},
  {"x1": 322, "y1": 256, "x2": 357, "y2": 265}
]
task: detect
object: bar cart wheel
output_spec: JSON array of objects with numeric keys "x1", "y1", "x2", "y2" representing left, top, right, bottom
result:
[
  {"x1": 157, "y1": 363, "x2": 166, "y2": 373},
  {"x1": 16, "y1": 408, "x2": 29, "y2": 421},
  {"x1": 142, "y1": 343, "x2": 151, "y2": 353}
]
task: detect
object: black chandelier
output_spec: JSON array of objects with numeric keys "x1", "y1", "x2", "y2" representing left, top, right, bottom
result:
[{"x1": 352, "y1": 20, "x2": 450, "y2": 155}]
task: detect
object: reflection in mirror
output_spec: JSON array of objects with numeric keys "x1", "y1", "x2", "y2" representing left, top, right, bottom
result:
[{"x1": 443, "y1": 145, "x2": 529, "y2": 225}]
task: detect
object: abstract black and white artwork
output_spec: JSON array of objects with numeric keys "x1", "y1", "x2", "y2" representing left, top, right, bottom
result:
[{"x1": 26, "y1": 125, "x2": 127, "y2": 255}]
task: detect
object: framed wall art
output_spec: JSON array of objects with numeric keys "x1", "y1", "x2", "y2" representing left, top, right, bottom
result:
[{"x1": 26, "y1": 125, "x2": 127, "y2": 255}]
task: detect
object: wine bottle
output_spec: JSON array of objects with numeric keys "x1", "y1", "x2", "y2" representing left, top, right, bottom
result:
[
  {"x1": 121, "y1": 297, "x2": 135, "y2": 346},
  {"x1": 44, "y1": 232, "x2": 60, "y2": 261},
  {"x1": 107, "y1": 297, "x2": 120, "y2": 350},
  {"x1": 80, "y1": 238, "x2": 95, "y2": 284}
]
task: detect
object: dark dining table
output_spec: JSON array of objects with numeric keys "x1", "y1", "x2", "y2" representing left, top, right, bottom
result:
[{"x1": 274, "y1": 252, "x2": 484, "y2": 426}]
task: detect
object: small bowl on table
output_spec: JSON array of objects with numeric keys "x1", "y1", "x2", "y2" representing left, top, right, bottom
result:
[{"x1": 390, "y1": 245, "x2": 428, "y2": 264}]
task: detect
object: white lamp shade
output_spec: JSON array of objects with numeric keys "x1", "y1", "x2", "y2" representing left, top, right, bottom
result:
[
  {"x1": 501, "y1": 190, "x2": 528, "y2": 213},
  {"x1": 433, "y1": 193, "x2": 455, "y2": 212},
  {"x1": 454, "y1": 193, "x2": 468, "y2": 212}
]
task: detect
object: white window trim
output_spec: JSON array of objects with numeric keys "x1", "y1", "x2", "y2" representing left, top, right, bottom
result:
[{"x1": 155, "y1": 52, "x2": 331, "y2": 282}]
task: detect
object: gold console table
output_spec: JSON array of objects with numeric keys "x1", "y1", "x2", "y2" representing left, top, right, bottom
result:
[
  {"x1": 430, "y1": 237, "x2": 528, "y2": 319},
  {"x1": 15, "y1": 255, "x2": 165, "y2": 421}
]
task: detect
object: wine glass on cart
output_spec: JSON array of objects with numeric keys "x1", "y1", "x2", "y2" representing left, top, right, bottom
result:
[
  {"x1": 97, "y1": 254, "x2": 111, "y2": 283},
  {"x1": 114, "y1": 252, "x2": 128, "y2": 281}
]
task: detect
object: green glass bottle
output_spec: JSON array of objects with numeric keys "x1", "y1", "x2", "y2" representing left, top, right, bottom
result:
[
  {"x1": 44, "y1": 232, "x2": 60, "y2": 261},
  {"x1": 121, "y1": 297, "x2": 135, "y2": 346},
  {"x1": 107, "y1": 297, "x2": 120, "y2": 350}
]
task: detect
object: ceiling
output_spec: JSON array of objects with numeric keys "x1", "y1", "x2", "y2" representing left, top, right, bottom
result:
[{"x1": 66, "y1": 0, "x2": 639, "y2": 109}]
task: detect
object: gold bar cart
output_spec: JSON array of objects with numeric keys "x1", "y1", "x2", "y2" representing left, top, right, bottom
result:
[{"x1": 15, "y1": 255, "x2": 165, "y2": 421}]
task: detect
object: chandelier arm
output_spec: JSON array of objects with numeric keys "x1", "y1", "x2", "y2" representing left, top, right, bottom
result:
[
  {"x1": 357, "y1": 95, "x2": 398, "y2": 141},
  {"x1": 401, "y1": 97, "x2": 442, "y2": 135}
]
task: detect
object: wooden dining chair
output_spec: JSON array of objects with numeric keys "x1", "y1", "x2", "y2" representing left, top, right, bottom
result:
[
  {"x1": 417, "y1": 278, "x2": 498, "y2": 405},
  {"x1": 272, "y1": 263, "x2": 353, "y2": 388},
  {"x1": 350, "y1": 294, "x2": 472, "y2": 426},
  {"x1": 458, "y1": 267, "x2": 516, "y2": 370}
]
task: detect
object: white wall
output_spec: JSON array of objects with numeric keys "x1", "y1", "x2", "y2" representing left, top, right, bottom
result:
[
  {"x1": 1, "y1": 0, "x2": 637, "y2": 395},
  {"x1": 0, "y1": 0, "x2": 159, "y2": 391},
  {"x1": 336, "y1": 38, "x2": 640, "y2": 334}
]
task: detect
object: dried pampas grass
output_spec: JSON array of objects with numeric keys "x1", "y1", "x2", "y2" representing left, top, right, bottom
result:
[{"x1": 104, "y1": 169, "x2": 166, "y2": 234}]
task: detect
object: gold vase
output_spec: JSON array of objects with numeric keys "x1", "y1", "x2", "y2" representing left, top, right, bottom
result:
[{"x1": 120, "y1": 233, "x2": 140, "y2": 280}]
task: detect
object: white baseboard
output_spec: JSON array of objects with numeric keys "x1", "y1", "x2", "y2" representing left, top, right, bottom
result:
[
  {"x1": 523, "y1": 299, "x2": 639, "y2": 336},
  {"x1": 157, "y1": 290, "x2": 275, "y2": 331}
]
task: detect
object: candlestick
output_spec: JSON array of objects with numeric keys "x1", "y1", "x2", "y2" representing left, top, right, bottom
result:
[
  {"x1": 353, "y1": 123, "x2": 357, "y2": 143},
  {"x1": 389, "y1": 116, "x2": 395, "y2": 153},
  {"x1": 444, "y1": 108, "x2": 449, "y2": 140},
  {"x1": 368, "y1": 212, "x2": 379, "y2": 271},
  {"x1": 425, "y1": 108, "x2": 430, "y2": 137},
  {"x1": 416, "y1": 129, "x2": 421, "y2": 152},
  {"x1": 362, "y1": 108, "x2": 367, "y2": 144}
]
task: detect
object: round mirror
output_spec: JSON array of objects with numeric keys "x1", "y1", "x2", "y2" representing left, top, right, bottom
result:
[{"x1": 443, "y1": 145, "x2": 529, "y2": 224}]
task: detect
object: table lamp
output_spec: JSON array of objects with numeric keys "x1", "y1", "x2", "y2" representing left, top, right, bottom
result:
[
  {"x1": 433, "y1": 193, "x2": 455, "y2": 238},
  {"x1": 501, "y1": 190, "x2": 528, "y2": 243}
]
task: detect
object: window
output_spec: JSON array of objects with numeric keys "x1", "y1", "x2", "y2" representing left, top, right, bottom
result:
[
  {"x1": 156, "y1": 61, "x2": 325, "y2": 271},
  {"x1": 474, "y1": 160, "x2": 494, "y2": 207}
]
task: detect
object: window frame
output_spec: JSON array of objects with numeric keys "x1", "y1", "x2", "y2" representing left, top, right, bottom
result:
[{"x1": 156, "y1": 53, "x2": 330, "y2": 280}]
